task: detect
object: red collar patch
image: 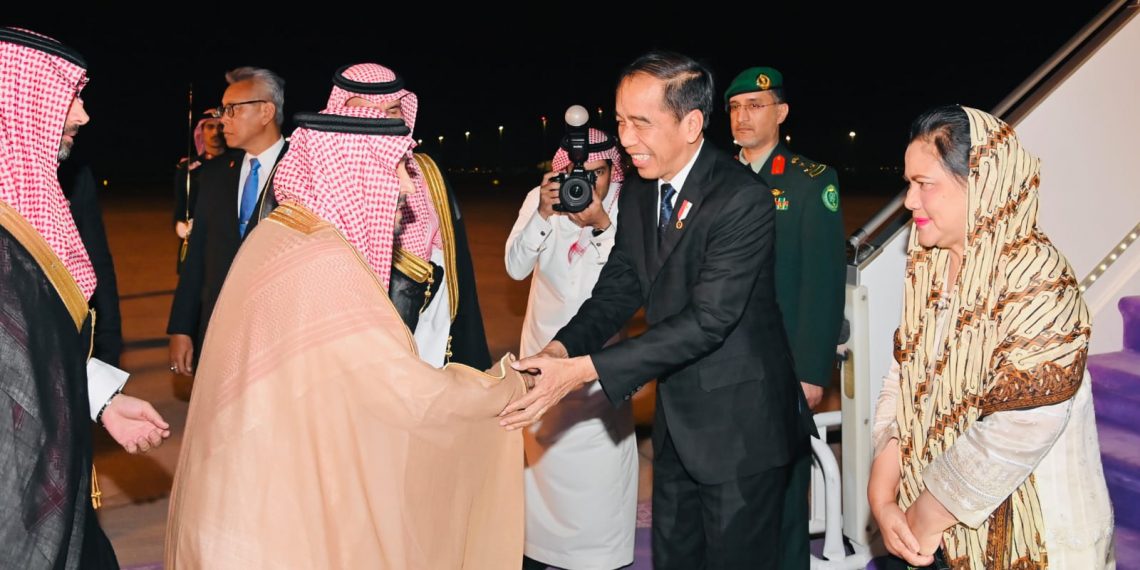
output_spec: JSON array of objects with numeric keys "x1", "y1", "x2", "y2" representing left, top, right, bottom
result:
[{"x1": 771, "y1": 154, "x2": 786, "y2": 175}]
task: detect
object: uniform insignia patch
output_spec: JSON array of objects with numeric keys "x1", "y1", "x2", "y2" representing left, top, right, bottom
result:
[
  {"x1": 772, "y1": 189, "x2": 789, "y2": 211},
  {"x1": 822, "y1": 184, "x2": 839, "y2": 212},
  {"x1": 756, "y1": 73, "x2": 771, "y2": 90},
  {"x1": 772, "y1": 154, "x2": 786, "y2": 175}
]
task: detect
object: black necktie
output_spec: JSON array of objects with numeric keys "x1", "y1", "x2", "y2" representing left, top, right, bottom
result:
[{"x1": 658, "y1": 182, "x2": 677, "y2": 242}]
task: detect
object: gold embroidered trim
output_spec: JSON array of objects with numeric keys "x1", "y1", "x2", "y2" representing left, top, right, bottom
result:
[
  {"x1": 0, "y1": 199, "x2": 87, "y2": 331},
  {"x1": 413, "y1": 154, "x2": 459, "y2": 321},
  {"x1": 269, "y1": 201, "x2": 327, "y2": 234},
  {"x1": 392, "y1": 247, "x2": 433, "y2": 283}
]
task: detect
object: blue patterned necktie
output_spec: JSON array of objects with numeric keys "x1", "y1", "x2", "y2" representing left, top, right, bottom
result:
[
  {"x1": 238, "y1": 157, "x2": 261, "y2": 236},
  {"x1": 658, "y1": 182, "x2": 677, "y2": 242}
]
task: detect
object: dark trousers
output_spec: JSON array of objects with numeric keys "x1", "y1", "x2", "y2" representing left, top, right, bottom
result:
[
  {"x1": 778, "y1": 452, "x2": 812, "y2": 569},
  {"x1": 651, "y1": 432, "x2": 790, "y2": 569}
]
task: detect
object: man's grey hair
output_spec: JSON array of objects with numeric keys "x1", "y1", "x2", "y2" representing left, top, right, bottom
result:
[{"x1": 226, "y1": 66, "x2": 285, "y2": 127}]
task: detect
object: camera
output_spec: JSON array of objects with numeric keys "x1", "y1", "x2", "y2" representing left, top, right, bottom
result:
[{"x1": 552, "y1": 105, "x2": 596, "y2": 214}]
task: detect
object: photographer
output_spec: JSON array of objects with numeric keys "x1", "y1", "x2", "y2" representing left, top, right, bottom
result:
[{"x1": 505, "y1": 127, "x2": 637, "y2": 570}]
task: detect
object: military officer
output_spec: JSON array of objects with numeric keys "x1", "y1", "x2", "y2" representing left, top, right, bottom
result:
[{"x1": 725, "y1": 66, "x2": 846, "y2": 570}]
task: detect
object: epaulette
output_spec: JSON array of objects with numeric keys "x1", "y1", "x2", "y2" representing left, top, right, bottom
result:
[{"x1": 790, "y1": 155, "x2": 828, "y2": 179}]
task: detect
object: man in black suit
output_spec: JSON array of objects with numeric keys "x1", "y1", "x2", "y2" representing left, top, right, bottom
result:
[
  {"x1": 167, "y1": 66, "x2": 287, "y2": 375},
  {"x1": 501, "y1": 51, "x2": 810, "y2": 569}
]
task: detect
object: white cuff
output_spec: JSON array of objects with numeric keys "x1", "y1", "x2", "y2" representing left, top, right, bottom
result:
[
  {"x1": 88, "y1": 358, "x2": 129, "y2": 421},
  {"x1": 520, "y1": 213, "x2": 553, "y2": 250}
]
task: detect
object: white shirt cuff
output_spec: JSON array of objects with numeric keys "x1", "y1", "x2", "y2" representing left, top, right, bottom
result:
[
  {"x1": 87, "y1": 358, "x2": 129, "y2": 421},
  {"x1": 521, "y1": 213, "x2": 553, "y2": 249}
]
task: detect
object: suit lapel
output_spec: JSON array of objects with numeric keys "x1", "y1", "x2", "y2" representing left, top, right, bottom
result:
[
  {"x1": 641, "y1": 176, "x2": 661, "y2": 273},
  {"x1": 248, "y1": 141, "x2": 289, "y2": 238},
  {"x1": 649, "y1": 146, "x2": 715, "y2": 276},
  {"x1": 220, "y1": 153, "x2": 243, "y2": 247}
]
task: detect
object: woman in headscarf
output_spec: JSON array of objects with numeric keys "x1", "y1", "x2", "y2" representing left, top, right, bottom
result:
[
  {"x1": 504, "y1": 127, "x2": 638, "y2": 570},
  {"x1": 868, "y1": 105, "x2": 1115, "y2": 569}
]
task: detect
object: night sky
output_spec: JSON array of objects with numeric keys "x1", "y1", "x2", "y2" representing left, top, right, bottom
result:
[{"x1": 8, "y1": 3, "x2": 1116, "y2": 193}]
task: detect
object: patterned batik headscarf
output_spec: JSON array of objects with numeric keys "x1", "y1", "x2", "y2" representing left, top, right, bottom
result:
[
  {"x1": 273, "y1": 105, "x2": 414, "y2": 290},
  {"x1": 327, "y1": 63, "x2": 439, "y2": 261},
  {"x1": 893, "y1": 107, "x2": 1091, "y2": 569},
  {"x1": 0, "y1": 28, "x2": 96, "y2": 299},
  {"x1": 551, "y1": 127, "x2": 624, "y2": 263}
]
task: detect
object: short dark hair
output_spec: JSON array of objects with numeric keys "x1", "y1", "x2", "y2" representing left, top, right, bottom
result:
[
  {"x1": 908, "y1": 105, "x2": 970, "y2": 182},
  {"x1": 619, "y1": 50, "x2": 714, "y2": 131}
]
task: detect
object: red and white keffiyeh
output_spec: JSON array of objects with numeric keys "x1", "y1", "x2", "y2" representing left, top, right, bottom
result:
[
  {"x1": 327, "y1": 63, "x2": 439, "y2": 261},
  {"x1": 327, "y1": 63, "x2": 419, "y2": 133},
  {"x1": 0, "y1": 29, "x2": 96, "y2": 299},
  {"x1": 551, "y1": 128, "x2": 624, "y2": 263},
  {"x1": 273, "y1": 105, "x2": 416, "y2": 290}
]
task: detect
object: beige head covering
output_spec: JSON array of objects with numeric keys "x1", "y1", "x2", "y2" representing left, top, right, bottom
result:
[{"x1": 894, "y1": 107, "x2": 1091, "y2": 568}]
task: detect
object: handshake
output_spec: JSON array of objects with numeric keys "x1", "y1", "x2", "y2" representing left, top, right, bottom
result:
[{"x1": 497, "y1": 341, "x2": 599, "y2": 431}]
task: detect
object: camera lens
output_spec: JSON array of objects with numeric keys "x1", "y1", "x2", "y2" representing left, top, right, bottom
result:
[{"x1": 558, "y1": 177, "x2": 593, "y2": 213}]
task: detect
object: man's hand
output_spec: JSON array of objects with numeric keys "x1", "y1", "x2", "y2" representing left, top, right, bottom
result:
[
  {"x1": 567, "y1": 184, "x2": 610, "y2": 231},
  {"x1": 101, "y1": 394, "x2": 172, "y2": 454},
  {"x1": 801, "y1": 382, "x2": 824, "y2": 410},
  {"x1": 499, "y1": 342, "x2": 593, "y2": 430},
  {"x1": 537, "y1": 172, "x2": 561, "y2": 220},
  {"x1": 169, "y1": 334, "x2": 194, "y2": 376}
]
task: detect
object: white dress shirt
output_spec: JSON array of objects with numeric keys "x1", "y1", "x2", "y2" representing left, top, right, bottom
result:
[{"x1": 236, "y1": 136, "x2": 286, "y2": 212}]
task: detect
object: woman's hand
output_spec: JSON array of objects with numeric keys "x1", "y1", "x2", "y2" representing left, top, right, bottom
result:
[
  {"x1": 905, "y1": 491, "x2": 956, "y2": 565},
  {"x1": 875, "y1": 501, "x2": 931, "y2": 566},
  {"x1": 868, "y1": 438, "x2": 933, "y2": 566}
]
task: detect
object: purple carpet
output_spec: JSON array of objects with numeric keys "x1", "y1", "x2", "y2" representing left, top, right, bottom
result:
[{"x1": 1089, "y1": 295, "x2": 1140, "y2": 569}]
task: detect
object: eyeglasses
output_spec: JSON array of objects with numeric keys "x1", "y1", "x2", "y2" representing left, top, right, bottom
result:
[
  {"x1": 727, "y1": 101, "x2": 783, "y2": 114},
  {"x1": 215, "y1": 99, "x2": 267, "y2": 118}
]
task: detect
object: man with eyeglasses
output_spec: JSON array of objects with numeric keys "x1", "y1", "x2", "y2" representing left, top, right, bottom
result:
[
  {"x1": 726, "y1": 66, "x2": 846, "y2": 570},
  {"x1": 168, "y1": 66, "x2": 287, "y2": 377}
]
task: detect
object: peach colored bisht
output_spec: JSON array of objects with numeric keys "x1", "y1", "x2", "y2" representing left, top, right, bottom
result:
[{"x1": 166, "y1": 205, "x2": 526, "y2": 569}]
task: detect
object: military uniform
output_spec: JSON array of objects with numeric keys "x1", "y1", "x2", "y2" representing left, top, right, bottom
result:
[
  {"x1": 742, "y1": 143, "x2": 845, "y2": 389},
  {"x1": 727, "y1": 67, "x2": 846, "y2": 570}
]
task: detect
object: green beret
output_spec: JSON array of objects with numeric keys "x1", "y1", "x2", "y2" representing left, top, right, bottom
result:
[{"x1": 724, "y1": 67, "x2": 783, "y2": 104}]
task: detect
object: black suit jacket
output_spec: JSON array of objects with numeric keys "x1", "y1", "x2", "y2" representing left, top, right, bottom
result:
[
  {"x1": 167, "y1": 144, "x2": 284, "y2": 353},
  {"x1": 554, "y1": 142, "x2": 811, "y2": 484}
]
